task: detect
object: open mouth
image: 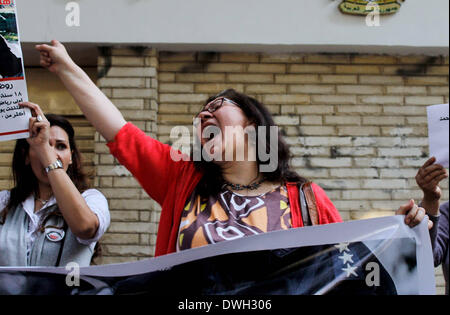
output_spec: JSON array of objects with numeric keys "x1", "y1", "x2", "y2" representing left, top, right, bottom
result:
[{"x1": 202, "y1": 124, "x2": 221, "y2": 143}]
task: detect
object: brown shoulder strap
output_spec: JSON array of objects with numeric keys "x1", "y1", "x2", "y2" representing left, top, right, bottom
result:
[{"x1": 302, "y1": 182, "x2": 319, "y2": 226}]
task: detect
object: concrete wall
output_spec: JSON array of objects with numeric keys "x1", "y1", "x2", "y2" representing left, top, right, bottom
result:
[{"x1": 17, "y1": 0, "x2": 449, "y2": 55}]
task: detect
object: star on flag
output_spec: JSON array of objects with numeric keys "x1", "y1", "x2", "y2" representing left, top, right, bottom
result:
[
  {"x1": 338, "y1": 252, "x2": 354, "y2": 264},
  {"x1": 334, "y1": 242, "x2": 350, "y2": 253},
  {"x1": 342, "y1": 264, "x2": 358, "y2": 278}
]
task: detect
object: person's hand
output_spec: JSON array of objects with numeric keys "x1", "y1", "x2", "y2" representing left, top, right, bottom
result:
[
  {"x1": 416, "y1": 157, "x2": 448, "y2": 201},
  {"x1": 396, "y1": 199, "x2": 433, "y2": 230},
  {"x1": 416, "y1": 157, "x2": 448, "y2": 216},
  {"x1": 19, "y1": 102, "x2": 57, "y2": 166},
  {"x1": 35, "y1": 40, "x2": 75, "y2": 74}
]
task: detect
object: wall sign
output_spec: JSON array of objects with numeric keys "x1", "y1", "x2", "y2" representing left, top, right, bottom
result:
[{"x1": 339, "y1": 0, "x2": 405, "y2": 15}]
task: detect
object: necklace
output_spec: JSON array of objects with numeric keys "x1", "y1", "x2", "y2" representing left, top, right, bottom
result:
[
  {"x1": 35, "y1": 195, "x2": 52, "y2": 205},
  {"x1": 223, "y1": 177, "x2": 266, "y2": 191}
]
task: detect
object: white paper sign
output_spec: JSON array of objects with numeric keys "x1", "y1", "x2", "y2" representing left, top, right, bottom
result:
[
  {"x1": 427, "y1": 103, "x2": 449, "y2": 168},
  {"x1": 0, "y1": 0, "x2": 31, "y2": 142}
]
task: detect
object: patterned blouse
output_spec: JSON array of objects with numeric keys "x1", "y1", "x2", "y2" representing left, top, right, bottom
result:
[{"x1": 177, "y1": 185, "x2": 292, "y2": 251}]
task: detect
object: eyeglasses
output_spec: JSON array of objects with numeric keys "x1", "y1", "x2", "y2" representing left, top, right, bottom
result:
[{"x1": 196, "y1": 97, "x2": 240, "y2": 117}]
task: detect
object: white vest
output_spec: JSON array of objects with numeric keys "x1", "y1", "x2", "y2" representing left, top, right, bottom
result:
[{"x1": 0, "y1": 203, "x2": 93, "y2": 267}]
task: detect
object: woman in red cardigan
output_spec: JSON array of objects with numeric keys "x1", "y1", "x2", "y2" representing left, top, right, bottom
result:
[
  {"x1": 105, "y1": 90, "x2": 343, "y2": 255},
  {"x1": 35, "y1": 41, "x2": 426, "y2": 257}
]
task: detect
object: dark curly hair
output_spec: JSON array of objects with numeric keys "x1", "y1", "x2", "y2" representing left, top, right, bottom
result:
[{"x1": 193, "y1": 89, "x2": 307, "y2": 197}]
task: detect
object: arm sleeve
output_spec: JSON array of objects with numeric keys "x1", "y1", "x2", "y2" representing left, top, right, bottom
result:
[
  {"x1": 428, "y1": 214, "x2": 440, "y2": 252},
  {"x1": 311, "y1": 183, "x2": 343, "y2": 224},
  {"x1": 107, "y1": 123, "x2": 188, "y2": 205},
  {"x1": 0, "y1": 190, "x2": 10, "y2": 215},
  {"x1": 76, "y1": 189, "x2": 111, "y2": 245},
  {"x1": 431, "y1": 202, "x2": 449, "y2": 267}
]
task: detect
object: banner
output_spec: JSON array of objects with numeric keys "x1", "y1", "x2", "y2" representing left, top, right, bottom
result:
[
  {"x1": 0, "y1": 0, "x2": 30, "y2": 142},
  {"x1": 0, "y1": 216, "x2": 435, "y2": 295}
]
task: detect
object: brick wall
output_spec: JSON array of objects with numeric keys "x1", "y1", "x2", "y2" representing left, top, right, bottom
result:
[{"x1": 95, "y1": 47, "x2": 160, "y2": 264}]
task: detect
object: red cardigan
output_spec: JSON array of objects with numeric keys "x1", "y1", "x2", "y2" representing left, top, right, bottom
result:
[{"x1": 108, "y1": 123, "x2": 342, "y2": 257}]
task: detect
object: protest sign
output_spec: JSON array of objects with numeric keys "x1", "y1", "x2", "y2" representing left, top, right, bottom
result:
[
  {"x1": 427, "y1": 103, "x2": 449, "y2": 168},
  {"x1": 0, "y1": 216, "x2": 436, "y2": 295},
  {"x1": 0, "y1": 0, "x2": 30, "y2": 142}
]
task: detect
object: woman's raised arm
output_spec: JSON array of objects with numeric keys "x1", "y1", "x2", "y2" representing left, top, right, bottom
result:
[{"x1": 35, "y1": 40, "x2": 126, "y2": 142}]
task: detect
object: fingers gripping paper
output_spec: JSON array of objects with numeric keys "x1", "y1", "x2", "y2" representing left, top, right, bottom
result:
[
  {"x1": 0, "y1": 0, "x2": 31, "y2": 142},
  {"x1": 427, "y1": 104, "x2": 449, "y2": 168}
]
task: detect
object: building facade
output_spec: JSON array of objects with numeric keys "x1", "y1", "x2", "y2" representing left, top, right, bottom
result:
[{"x1": 1, "y1": 0, "x2": 448, "y2": 293}]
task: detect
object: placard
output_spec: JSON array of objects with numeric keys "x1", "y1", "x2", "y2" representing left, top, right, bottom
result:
[
  {"x1": 427, "y1": 103, "x2": 449, "y2": 168},
  {"x1": 0, "y1": 0, "x2": 30, "y2": 142}
]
